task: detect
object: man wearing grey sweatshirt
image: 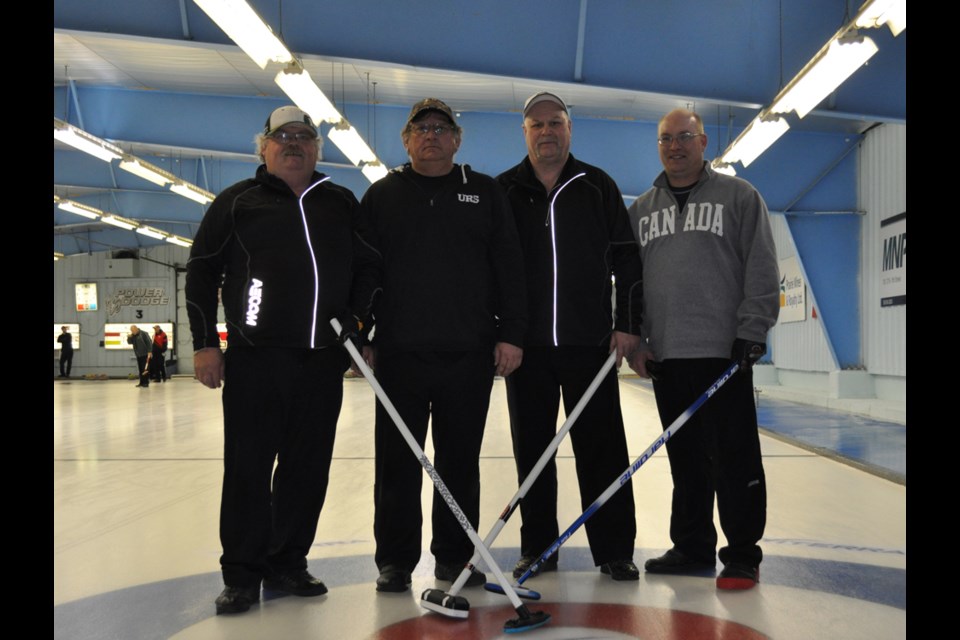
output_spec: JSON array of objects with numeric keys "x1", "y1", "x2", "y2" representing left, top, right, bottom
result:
[{"x1": 627, "y1": 109, "x2": 779, "y2": 591}]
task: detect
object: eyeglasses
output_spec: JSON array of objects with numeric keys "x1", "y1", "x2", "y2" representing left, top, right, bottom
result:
[
  {"x1": 657, "y1": 132, "x2": 703, "y2": 146},
  {"x1": 269, "y1": 130, "x2": 316, "y2": 144},
  {"x1": 409, "y1": 123, "x2": 456, "y2": 136}
]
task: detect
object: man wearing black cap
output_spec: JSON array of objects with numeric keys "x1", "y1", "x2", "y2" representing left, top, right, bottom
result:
[
  {"x1": 360, "y1": 98, "x2": 527, "y2": 593},
  {"x1": 497, "y1": 92, "x2": 643, "y2": 581},
  {"x1": 186, "y1": 105, "x2": 380, "y2": 614}
]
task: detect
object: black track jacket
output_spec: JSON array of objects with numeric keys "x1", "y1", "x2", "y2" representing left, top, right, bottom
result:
[
  {"x1": 497, "y1": 154, "x2": 642, "y2": 348},
  {"x1": 185, "y1": 166, "x2": 381, "y2": 351},
  {"x1": 360, "y1": 163, "x2": 527, "y2": 354}
]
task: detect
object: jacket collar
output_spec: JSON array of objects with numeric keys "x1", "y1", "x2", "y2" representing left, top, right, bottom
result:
[
  {"x1": 255, "y1": 164, "x2": 328, "y2": 195},
  {"x1": 512, "y1": 153, "x2": 581, "y2": 192},
  {"x1": 392, "y1": 162, "x2": 470, "y2": 184}
]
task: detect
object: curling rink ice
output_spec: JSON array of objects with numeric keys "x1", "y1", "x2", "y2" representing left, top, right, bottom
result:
[{"x1": 54, "y1": 375, "x2": 905, "y2": 639}]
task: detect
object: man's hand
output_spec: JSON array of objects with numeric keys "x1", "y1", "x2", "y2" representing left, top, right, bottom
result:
[
  {"x1": 194, "y1": 347, "x2": 225, "y2": 389},
  {"x1": 731, "y1": 338, "x2": 766, "y2": 370},
  {"x1": 609, "y1": 331, "x2": 642, "y2": 369},
  {"x1": 356, "y1": 345, "x2": 376, "y2": 374},
  {"x1": 494, "y1": 342, "x2": 523, "y2": 377},
  {"x1": 336, "y1": 313, "x2": 362, "y2": 351},
  {"x1": 628, "y1": 349, "x2": 657, "y2": 379},
  {"x1": 350, "y1": 345, "x2": 376, "y2": 377}
]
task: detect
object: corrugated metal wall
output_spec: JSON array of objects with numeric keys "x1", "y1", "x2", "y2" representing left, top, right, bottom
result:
[
  {"x1": 53, "y1": 245, "x2": 191, "y2": 376},
  {"x1": 768, "y1": 215, "x2": 836, "y2": 372},
  {"x1": 859, "y1": 124, "x2": 906, "y2": 377}
]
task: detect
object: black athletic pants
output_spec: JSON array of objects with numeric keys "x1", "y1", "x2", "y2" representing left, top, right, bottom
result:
[
  {"x1": 59, "y1": 350, "x2": 73, "y2": 376},
  {"x1": 150, "y1": 347, "x2": 167, "y2": 381},
  {"x1": 219, "y1": 346, "x2": 347, "y2": 587},
  {"x1": 652, "y1": 358, "x2": 766, "y2": 568},
  {"x1": 505, "y1": 346, "x2": 636, "y2": 566},
  {"x1": 373, "y1": 350, "x2": 493, "y2": 571},
  {"x1": 135, "y1": 355, "x2": 150, "y2": 387}
]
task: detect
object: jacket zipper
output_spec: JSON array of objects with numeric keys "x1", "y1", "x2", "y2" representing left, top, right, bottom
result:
[
  {"x1": 547, "y1": 172, "x2": 586, "y2": 346},
  {"x1": 298, "y1": 177, "x2": 332, "y2": 348}
]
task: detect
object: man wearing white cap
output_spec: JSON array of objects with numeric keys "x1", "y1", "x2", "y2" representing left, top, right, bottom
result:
[
  {"x1": 497, "y1": 92, "x2": 643, "y2": 581},
  {"x1": 186, "y1": 106, "x2": 380, "y2": 614}
]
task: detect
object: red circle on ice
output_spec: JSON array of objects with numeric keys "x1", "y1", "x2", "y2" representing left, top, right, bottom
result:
[{"x1": 368, "y1": 603, "x2": 768, "y2": 639}]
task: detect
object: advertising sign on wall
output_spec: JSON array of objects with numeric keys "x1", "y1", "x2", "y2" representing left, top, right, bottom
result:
[
  {"x1": 75, "y1": 283, "x2": 98, "y2": 311},
  {"x1": 778, "y1": 256, "x2": 806, "y2": 323},
  {"x1": 880, "y1": 212, "x2": 906, "y2": 307}
]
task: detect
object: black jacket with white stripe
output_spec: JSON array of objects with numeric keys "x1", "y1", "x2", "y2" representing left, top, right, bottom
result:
[
  {"x1": 185, "y1": 165, "x2": 381, "y2": 351},
  {"x1": 497, "y1": 154, "x2": 643, "y2": 348}
]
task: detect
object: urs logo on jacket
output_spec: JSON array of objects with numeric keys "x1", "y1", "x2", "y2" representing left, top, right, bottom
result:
[{"x1": 457, "y1": 193, "x2": 480, "y2": 204}]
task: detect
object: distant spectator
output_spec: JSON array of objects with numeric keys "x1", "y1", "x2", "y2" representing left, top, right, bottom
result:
[
  {"x1": 150, "y1": 326, "x2": 168, "y2": 383},
  {"x1": 57, "y1": 326, "x2": 74, "y2": 378},
  {"x1": 127, "y1": 325, "x2": 152, "y2": 388}
]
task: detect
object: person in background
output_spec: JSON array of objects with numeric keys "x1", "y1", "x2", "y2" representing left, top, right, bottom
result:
[
  {"x1": 57, "y1": 325, "x2": 74, "y2": 378},
  {"x1": 149, "y1": 325, "x2": 168, "y2": 383},
  {"x1": 127, "y1": 325, "x2": 152, "y2": 388}
]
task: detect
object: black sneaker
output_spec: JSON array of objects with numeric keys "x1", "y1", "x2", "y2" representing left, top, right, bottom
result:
[
  {"x1": 376, "y1": 565, "x2": 412, "y2": 593},
  {"x1": 600, "y1": 559, "x2": 640, "y2": 581},
  {"x1": 215, "y1": 585, "x2": 260, "y2": 614},
  {"x1": 644, "y1": 548, "x2": 715, "y2": 574},
  {"x1": 434, "y1": 561, "x2": 486, "y2": 587},
  {"x1": 512, "y1": 554, "x2": 558, "y2": 579},
  {"x1": 263, "y1": 569, "x2": 328, "y2": 596},
  {"x1": 716, "y1": 562, "x2": 759, "y2": 590}
]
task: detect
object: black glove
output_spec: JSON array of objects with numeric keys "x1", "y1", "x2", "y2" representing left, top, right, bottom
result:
[
  {"x1": 731, "y1": 338, "x2": 766, "y2": 370},
  {"x1": 336, "y1": 313, "x2": 363, "y2": 352}
]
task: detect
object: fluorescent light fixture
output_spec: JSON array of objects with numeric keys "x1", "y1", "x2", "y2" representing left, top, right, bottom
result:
[
  {"x1": 855, "y1": 0, "x2": 906, "y2": 36},
  {"x1": 54, "y1": 120, "x2": 211, "y2": 203},
  {"x1": 120, "y1": 157, "x2": 173, "y2": 186},
  {"x1": 166, "y1": 235, "x2": 193, "y2": 247},
  {"x1": 274, "y1": 65, "x2": 343, "y2": 124},
  {"x1": 170, "y1": 182, "x2": 214, "y2": 204},
  {"x1": 57, "y1": 199, "x2": 102, "y2": 220},
  {"x1": 711, "y1": 161, "x2": 737, "y2": 176},
  {"x1": 328, "y1": 124, "x2": 377, "y2": 166},
  {"x1": 54, "y1": 252, "x2": 64, "y2": 261},
  {"x1": 100, "y1": 215, "x2": 138, "y2": 231},
  {"x1": 722, "y1": 115, "x2": 790, "y2": 168},
  {"x1": 136, "y1": 226, "x2": 167, "y2": 240},
  {"x1": 771, "y1": 34, "x2": 879, "y2": 119},
  {"x1": 361, "y1": 161, "x2": 389, "y2": 183},
  {"x1": 53, "y1": 120, "x2": 123, "y2": 162},
  {"x1": 193, "y1": 0, "x2": 293, "y2": 68}
]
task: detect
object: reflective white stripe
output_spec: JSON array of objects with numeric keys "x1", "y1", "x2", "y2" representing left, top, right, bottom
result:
[
  {"x1": 548, "y1": 172, "x2": 586, "y2": 346},
  {"x1": 298, "y1": 177, "x2": 331, "y2": 348}
]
